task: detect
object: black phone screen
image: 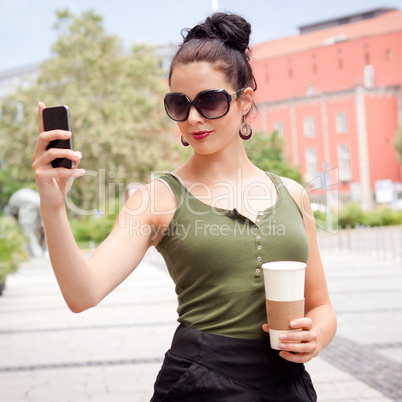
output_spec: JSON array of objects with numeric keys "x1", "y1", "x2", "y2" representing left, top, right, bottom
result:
[{"x1": 43, "y1": 105, "x2": 73, "y2": 169}]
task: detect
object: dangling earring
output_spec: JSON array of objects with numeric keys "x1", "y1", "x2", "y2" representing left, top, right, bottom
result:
[
  {"x1": 239, "y1": 120, "x2": 252, "y2": 140},
  {"x1": 181, "y1": 135, "x2": 189, "y2": 147}
]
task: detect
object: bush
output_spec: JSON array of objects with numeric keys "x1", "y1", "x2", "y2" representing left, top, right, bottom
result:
[
  {"x1": 70, "y1": 213, "x2": 118, "y2": 245},
  {"x1": 338, "y1": 202, "x2": 402, "y2": 228},
  {"x1": 0, "y1": 217, "x2": 29, "y2": 289},
  {"x1": 313, "y1": 208, "x2": 339, "y2": 232},
  {"x1": 362, "y1": 208, "x2": 402, "y2": 227},
  {"x1": 338, "y1": 202, "x2": 364, "y2": 228},
  {"x1": 313, "y1": 209, "x2": 326, "y2": 223}
]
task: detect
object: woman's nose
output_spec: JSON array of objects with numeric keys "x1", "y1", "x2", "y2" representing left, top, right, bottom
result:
[{"x1": 187, "y1": 105, "x2": 204, "y2": 124}]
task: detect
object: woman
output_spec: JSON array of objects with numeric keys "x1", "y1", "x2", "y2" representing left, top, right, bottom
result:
[{"x1": 32, "y1": 12, "x2": 336, "y2": 402}]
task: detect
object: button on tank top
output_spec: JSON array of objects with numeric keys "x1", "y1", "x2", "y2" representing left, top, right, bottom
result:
[{"x1": 156, "y1": 172, "x2": 309, "y2": 340}]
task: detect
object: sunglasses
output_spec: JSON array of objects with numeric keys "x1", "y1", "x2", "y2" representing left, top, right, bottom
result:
[{"x1": 164, "y1": 88, "x2": 244, "y2": 122}]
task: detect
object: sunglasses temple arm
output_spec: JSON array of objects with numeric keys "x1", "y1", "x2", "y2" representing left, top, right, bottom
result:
[{"x1": 231, "y1": 88, "x2": 245, "y2": 101}]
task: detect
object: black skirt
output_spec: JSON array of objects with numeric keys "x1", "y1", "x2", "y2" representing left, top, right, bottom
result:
[{"x1": 151, "y1": 324, "x2": 317, "y2": 402}]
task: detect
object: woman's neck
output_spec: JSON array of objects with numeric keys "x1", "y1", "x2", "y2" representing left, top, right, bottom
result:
[{"x1": 179, "y1": 141, "x2": 258, "y2": 184}]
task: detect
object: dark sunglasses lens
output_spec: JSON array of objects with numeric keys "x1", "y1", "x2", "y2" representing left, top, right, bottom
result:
[
  {"x1": 198, "y1": 91, "x2": 228, "y2": 118},
  {"x1": 165, "y1": 94, "x2": 189, "y2": 121}
]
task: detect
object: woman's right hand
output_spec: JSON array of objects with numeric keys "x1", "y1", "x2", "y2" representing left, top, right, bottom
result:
[{"x1": 32, "y1": 102, "x2": 85, "y2": 210}]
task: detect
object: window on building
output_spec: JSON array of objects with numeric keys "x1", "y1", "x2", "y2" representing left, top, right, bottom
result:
[
  {"x1": 288, "y1": 68, "x2": 293, "y2": 79},
  {"x1": 385, "y1": 49, "x2": 392, "y2": 61},
  {"x1": 306, "y1": 86, "x2": 315, "y2": 96},
  {"x1": 338, "y1": 143, "x2": 352, "y2": 182},
  {"x1": 338, "y1": 59, "x2": 343, "y2": 70},
  {"x1": 364, "y1": 65, "x2": 374, "y2": 88},
  {"x1": 303, "y1": 116, "x2": 315, "y2": 137},
  {"x1": 336, "y1": 112, "x2": 347, "y2": 133},
  {"x1": 305, "y1": 147, "x2": 318, "y2": 183},
  {"x1": 274, "y1": 121, "x2": 284, "y2": 136}
]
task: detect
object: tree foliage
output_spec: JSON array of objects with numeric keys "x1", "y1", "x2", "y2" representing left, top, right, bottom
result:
[
  {"x1": 246, "y1": 130, "x2": 303, "y2": 183},
  {"x1": 0, "y1": 217, "x2": 29, "y2": 285},
  {"x1": 0, "y1": 9, "x2": 176, "y2": 211},
  {"x1": 394, "y1": 125, "x2": 402, "y2": 166}
]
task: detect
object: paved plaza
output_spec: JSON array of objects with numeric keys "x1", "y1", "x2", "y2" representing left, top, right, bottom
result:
[{"x1": 0, "y1": 242, "x2": 401, "y2": 401}]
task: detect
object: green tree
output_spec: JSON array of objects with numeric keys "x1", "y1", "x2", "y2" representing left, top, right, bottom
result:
[
  {"x1": 0, "y1": 9, "x2": 175, "y2": 211},
  {"x1": 246, "y1": 131, "x2": 303, "y2": 183},
  {"x1": 0, "y1": 168, "x2": 36, "y2": 212},
  {"x1": 394, "y1": 125, "x2": 402, "y2": 165},
  {"x1": 0, "y1": 217, "x2": 29, "y2": 291}
]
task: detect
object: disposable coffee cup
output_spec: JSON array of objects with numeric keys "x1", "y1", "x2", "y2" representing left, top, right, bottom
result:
[{"x1": 262, "y1": 261, "x2": 306, "y2": 350}]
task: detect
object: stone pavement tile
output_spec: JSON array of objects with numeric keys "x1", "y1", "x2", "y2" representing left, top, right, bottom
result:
[
  {"x1": 0, "y1": 324, "x2": 176, "y2": 370},
  {"x1": 317, "y1": 249, "x2": 402, "y2": 401},
  {"x1": 307, "y1": 357, "x2": 351, "y2": 383},
  {"x1": 100, "y1": 363, "x2": 162, "y2": 401},
  {"x1": 317, "y1": 252, "x2": 402, "y2": 350},
  {"x1": 339, "y1": 289, "x2": 399, "y2": 311},
  {"x1": 0, "y1": 363, "x2": 162, "y2": 402},
  {"x1": 377, "y1": 347, "x2": 402, "y2": 364},
  {"x1": 307, "y1": 358, "x2": 394, "y2": 402},
  {"x1": 0, "y1": 252, "x2": 177, "y2": 402},
  {"x1": 0, "y1": 371, "x2": 33, "y2": 401},
  {"x1": 333, "y1": 311, "x2": 402, "y2": 345},
  {"x1": 1, "y1": 257, "x2": 177, "y2": 331},
  {"x1": 319, "y1": 335, "x2": 402, "y2": 401},
  {"x1": 0, "y1": 256, "x2": 178, "y2": 370}
]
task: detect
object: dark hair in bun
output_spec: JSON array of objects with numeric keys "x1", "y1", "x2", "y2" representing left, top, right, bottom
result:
[
  {"x1": 184, "y1": 13, "x2": 251, "y2": 55},
  {"x1": 169, "y1": 12, "x2": 257, "y2": 95}
]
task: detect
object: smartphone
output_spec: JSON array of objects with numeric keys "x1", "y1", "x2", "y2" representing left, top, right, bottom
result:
[{"x1": 43, "y1": 105, "x2": 74, "y2": 169}]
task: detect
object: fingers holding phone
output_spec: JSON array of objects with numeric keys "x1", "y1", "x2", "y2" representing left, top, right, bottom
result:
[
  {"x1": 33, "y1": 103, "x2": 85, "y2": 207},
  {"x1": 43, "y1": 105, "x2": 74, "y2": 169},
  {"x1": 34, "y1": 103, "x2": 84, "y2": 174}
]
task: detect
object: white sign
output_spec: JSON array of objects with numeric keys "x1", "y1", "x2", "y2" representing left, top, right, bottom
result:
[{"x1": 375, "y1": 180, "x2": 393, "y2": 204}]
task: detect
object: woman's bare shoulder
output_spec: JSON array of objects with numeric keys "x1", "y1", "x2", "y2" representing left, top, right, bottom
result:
[
  {"x1": 279, "y1": 177, "x2": 304, "y2": 198},
  {"x1": 125, "y1": 179, "x2": 177, "y2": 218},
  {"x1": 279, "y1": 177, "x2": 313, "y2": 217}
]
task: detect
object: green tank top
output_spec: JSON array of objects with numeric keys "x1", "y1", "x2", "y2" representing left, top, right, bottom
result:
[{"x1": 156, "y1": 172, "x2": 309, "y2": 340}]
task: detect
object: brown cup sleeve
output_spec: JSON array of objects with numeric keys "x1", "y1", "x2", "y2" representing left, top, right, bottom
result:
[{"x1": 266, "y1": 299, "x2": 305, "y2": 330}]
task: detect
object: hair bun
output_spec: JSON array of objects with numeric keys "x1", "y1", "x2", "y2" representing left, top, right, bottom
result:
[{"x1": 183, "y1": 12, "x2": 252, "y2": 55}]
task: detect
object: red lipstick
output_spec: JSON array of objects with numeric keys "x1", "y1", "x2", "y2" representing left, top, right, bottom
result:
[{"x1": 191, "y1": 131, "x2": 211, "y2": 140}]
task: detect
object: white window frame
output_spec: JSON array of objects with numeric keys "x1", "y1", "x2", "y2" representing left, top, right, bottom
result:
[
  {"x1": 338, "y1": 143, "x2": 352, "y2": 182},
  {"x1": 364, "y1": 65, "x2": 374, "y2": 89},
  {"x1": 303, "y1": 116, "x2": 315, "y2": 138},
  {"x1": 336, "y1": 112, "x2": 347, "y2": 133},
  {"x1": 305, "y1": 147, "x2": 318, "y2": 183},
  {"x1": 274, "y1": 121, "x2": 284, "y2": 136}
]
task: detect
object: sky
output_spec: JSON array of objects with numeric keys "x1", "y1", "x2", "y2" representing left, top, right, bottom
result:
[{"x1": 1, "y1": 0, "x2": 402, "y2": 72}]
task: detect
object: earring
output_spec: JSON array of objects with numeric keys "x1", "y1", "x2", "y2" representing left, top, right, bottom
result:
[
  {"x1": 239, "y1": 121, "x2": 252, "y2": 140},
  {"x1": 181, "y1": 135, "x2": 189, "y2": 147}
]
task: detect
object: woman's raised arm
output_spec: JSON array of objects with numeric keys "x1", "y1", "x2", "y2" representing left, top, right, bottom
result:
[{"x1": 32, "y1": 102, "x2": 175, "y2": 313}]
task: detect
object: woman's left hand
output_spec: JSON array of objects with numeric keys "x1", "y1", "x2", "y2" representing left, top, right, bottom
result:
[{"x1": 262, "y1": 318, "x2": 318, "y2": 363}]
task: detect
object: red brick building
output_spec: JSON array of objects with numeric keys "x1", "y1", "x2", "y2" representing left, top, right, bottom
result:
[{"x1": 251, "y1": 8, "x2": 402, "y2": 209}]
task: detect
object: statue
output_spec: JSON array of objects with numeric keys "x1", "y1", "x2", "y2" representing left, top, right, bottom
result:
[{"x1": 5, "y1": 189, "x2": 47, "y2": 257}]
